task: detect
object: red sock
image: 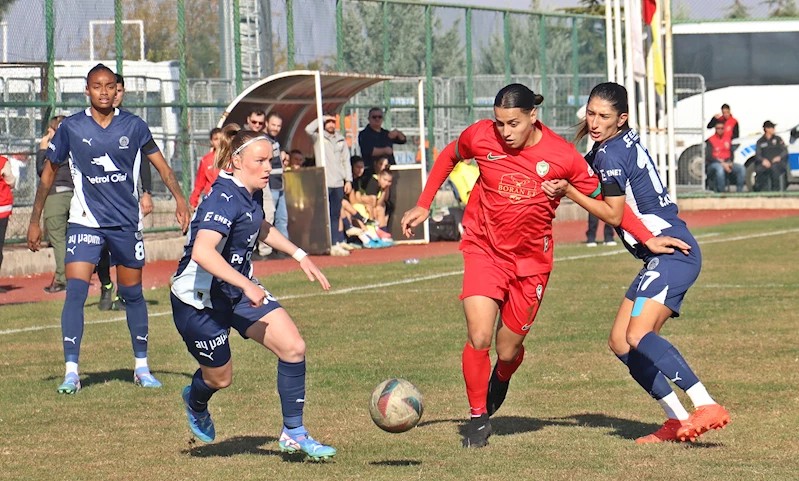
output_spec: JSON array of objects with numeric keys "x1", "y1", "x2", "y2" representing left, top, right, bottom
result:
[
  {"x1": 462, "y1": 343, "x2": 491, "y2": 417},
  {"x1": 495, "y1": 345, "x2": 525, "y2": 382}
]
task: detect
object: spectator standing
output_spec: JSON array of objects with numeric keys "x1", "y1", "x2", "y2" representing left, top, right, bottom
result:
[
  {"x1": 37, "y1": 116, "x2": 69, "y2": 293},
  {"x1": 358, "y1": 107, "x2": 406, "y2": 166},
  {"x1": 243, "y1": 109, "x2": 276, "y2": 260},
  {"x1": 261, "y1": 113, "x2": 290, "y2": 259},
  {"x1": 189, "y1": 128, "x2": 222, "y2": 208},
  {"x1": 706, "y1": 103, "x2": 739, "y2": 141},
  {"x1": 305, "y1": 113, "x2": 352, "y2": 256},
  {"x1": 754, "y1": 120, "x2": 788, "y2": 192},
  {"x1": 0, "y1": 153, "x2": 16, "y2": 293},
  {"x1": 705, "y1": 122, "x2": 745, "y2": 192}
]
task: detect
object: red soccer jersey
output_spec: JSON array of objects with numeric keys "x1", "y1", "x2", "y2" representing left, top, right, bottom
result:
[{"x1": 423, "y1": 120, "x2": 600, "y2": 276}]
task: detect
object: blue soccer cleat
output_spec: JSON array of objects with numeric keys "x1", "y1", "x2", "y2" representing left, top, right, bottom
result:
[
  {"x1": 362, "y1": 239, "x2": 384, "y2": 249},
  {"x1": 57, "y1": 373, "x2": 81, "y2": 394},
  {"x1": 278, "y1": 427, "x2": 336, "y2": 461},
  {"x1": 181, "y1": 386, "x2": 215, "y2": 443},
  {"x1": 134, "y1": 367, "x2": 162, "y2": 388}
]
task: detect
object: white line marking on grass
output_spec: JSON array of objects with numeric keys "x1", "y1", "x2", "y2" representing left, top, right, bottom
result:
[{"x1": 3, "y1": 227, "x2": 798, "y2": 337}]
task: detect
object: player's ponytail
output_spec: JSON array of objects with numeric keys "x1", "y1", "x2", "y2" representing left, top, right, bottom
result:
[
  {"x1": 573, "y1": 82, "x2": 630, "y2": 144},
  {"x1": 215, "y1": 124, "x2": 267, "y2": 170}
]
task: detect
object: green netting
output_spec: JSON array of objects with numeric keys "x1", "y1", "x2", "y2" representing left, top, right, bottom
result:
[{"x1": 0, "y1": 0, "x2": 606, "y2": 241}]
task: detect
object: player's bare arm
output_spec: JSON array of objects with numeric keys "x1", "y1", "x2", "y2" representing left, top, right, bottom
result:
[
  {"x1": 560, "y1": 181, "x2": 690, "y2": 255},
  {"x1": 147, "y1": 150, "x2": 190, "y2": 232},
  {"x1": 27, "y1": 159, "x2": 61, "y2": 252},
  {"x1": 259, "y1": 220, "x2": 330, "y2": 290}
]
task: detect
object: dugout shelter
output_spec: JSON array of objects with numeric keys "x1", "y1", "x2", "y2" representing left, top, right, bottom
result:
[{"x1": 218, "y1": 71, "x2": 429, "y2": 255}]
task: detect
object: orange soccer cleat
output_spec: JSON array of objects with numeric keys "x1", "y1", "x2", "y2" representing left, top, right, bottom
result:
[
  {"x1": 676, "y1": 404, "x2": 730, "y2": 442},
  {"x1": 635, "y1": 418, "x2": 683, "y2": 444}
]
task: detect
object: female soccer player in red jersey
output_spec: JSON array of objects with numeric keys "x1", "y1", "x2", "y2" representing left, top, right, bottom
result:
[
  {"x1": 401, "y1": 84, "x2": 689, "y2": 448},
  {"x1": 543, "y1": 83, "x2": 729, "y2": 444}
]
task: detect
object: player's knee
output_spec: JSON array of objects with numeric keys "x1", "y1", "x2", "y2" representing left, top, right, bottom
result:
[
  {"x1": 608, "y1": 336, "x2": 628, "y2": 356},
  {"x1": 118, "y1": 283, "x2": 144, "y2": 304},
  {"x1": 281, "y1": 338, "x2": 306, "y2": 362},
  {"x1": 65, "y1": 279, "x2": 90, "y2": 303},
  {"x1": 625, "y1": 328, "x2": 648, "y2": 349},
  {"x1": 205, "y1": 375, "x2": 232, "y2": 390},
  {"x1": 496, "y1": 344, "x2": 521, "y2": 363},
  {"x1": 467, "y1": 333, "x2": 492, "y2": 351}
]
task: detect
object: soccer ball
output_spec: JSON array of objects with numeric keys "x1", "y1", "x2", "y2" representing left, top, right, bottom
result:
[{"x1": 369, "y1": 378, "x2": 424, "y2": 433}]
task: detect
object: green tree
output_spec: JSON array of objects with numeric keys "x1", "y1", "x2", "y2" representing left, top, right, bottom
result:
[
  {"x1": 560, "y1": 0, "x2": 604, "y2": 16},
  {"x1": 727, "y1": 0, "x2": 751, "y2": 18},
  {"x1": 763, "y1": 0, "x2": 799, "y2": 17},
  {"x1": 90, "y1": 0, "x2": 220, "y2": 78},
  {"x1": 339, "y1": 2, "x2": 465, "y2": 76},
  {"x1": 0, "y1": 0, "x2": 19, "y2": 18}
]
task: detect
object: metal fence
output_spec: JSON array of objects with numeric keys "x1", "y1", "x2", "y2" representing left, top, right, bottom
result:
[{"x1": 0, "y1": 0, "x2": 607, "y2": 241}]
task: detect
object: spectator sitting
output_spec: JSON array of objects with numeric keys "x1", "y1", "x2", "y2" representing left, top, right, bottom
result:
[
  {"x1": 754, "y1": 120, "x2": 788, "y2": 192},
  {"x1": 354, "y1": 169, "x2": 394, "y2": 241},
  {"x1": 350, "y1": 156, "x2": 365, "y2": 199},
  {"x1": 189, "y1": 127, "x2": 222, "y2": 208},
  {"x1": 287, "y1": 149, "x2": 305, "y2": 171},
  {"x1": 707, "y1": 103, "x2": 739, "y2": 141},
  {"x1": 705, "y1": 122, "x2": 745, "y2": 192}
]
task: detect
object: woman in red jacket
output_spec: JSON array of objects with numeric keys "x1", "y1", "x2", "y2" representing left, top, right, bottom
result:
[
  {"x1": 0, "y1": 154, "x2": 17, "y2": 293},
  {"x1": 189, "y1": 128, "x2": 222, "y2": 208}
]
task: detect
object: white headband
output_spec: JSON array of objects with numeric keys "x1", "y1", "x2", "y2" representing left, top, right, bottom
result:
[{"x1": 232, "y1": 135, "x2": 269, "y2": 156}]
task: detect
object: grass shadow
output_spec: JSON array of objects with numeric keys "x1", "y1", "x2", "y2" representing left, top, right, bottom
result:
[
  {"x1": 83, "y1": 298, "x2": 160, "y2": 309},
  {"x1": 561, "y1": 412, "x2": 662, "y2": 441},
  {"x1": 370, "y1": 460, "x2": 422, "y2": 466},
  {"x1": 43, "y1": 369, "x2": 191, "y2": 388},
  {"x1": 183, "y1": 435, "x2": 310, "y2": 462}
]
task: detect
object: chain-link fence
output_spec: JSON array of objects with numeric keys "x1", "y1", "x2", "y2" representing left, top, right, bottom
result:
[{"x1": 0, "y1": 0, "x2": 607, "y2": 242}]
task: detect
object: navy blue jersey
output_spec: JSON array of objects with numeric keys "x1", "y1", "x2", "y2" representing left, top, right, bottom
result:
[
  {"x1": 594, "y1": 129, "x2": 694, "y2": 260},
  {"x1": 171, "y1": 172, "x2": 264, "y2": 310},
  {"x1": 47, "y1": 108, "x2": 158, "y2": 231}
]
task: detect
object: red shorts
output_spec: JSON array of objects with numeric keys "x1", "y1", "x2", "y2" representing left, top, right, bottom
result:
[{"x1": 460, "y1": 249, "x2": 550, "y2": 336}]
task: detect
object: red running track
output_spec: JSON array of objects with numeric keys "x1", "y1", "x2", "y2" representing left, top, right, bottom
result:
[{"x1": 1, "y1": 209, "x2": 796, "y2": 306}]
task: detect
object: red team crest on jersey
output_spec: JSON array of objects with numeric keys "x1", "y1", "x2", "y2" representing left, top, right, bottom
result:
[{"x1": 498, "y1": 173, "x2": 537, "y2": 203}]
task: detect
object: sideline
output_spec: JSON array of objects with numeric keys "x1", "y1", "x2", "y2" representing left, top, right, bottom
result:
[{"x1": 2, "y1": 227, "x2": 798, "y2": 337}]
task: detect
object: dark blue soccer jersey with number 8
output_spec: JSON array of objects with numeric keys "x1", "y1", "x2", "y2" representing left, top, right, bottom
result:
[{"x1": 47, "y1": 108, "x2": 159, "y2": 231}]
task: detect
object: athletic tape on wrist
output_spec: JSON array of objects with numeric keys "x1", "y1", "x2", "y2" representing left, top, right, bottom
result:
[{"x1": 292, "y1": 248, "x2": 307, "y2": 262}]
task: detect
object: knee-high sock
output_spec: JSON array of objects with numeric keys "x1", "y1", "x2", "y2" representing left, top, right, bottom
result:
[
  {"x1": 617, "y1": 351, "x2": 689, "y2": 419},
  {"x1": 635, "y1": 331, "x2": 700, "y2": 392},
  {"x1": 462, "y1": 343, "x2": 491, "y2": 417},
  {"x1": 278, "y1": 359, "x2": 306, "y2": 429},
  {"x1": 626, "y1": 349, "x2": 674, "y2": 400},
  {"x1": 118, "y1": 283, "x2": 148, "y2": 358},
  {"x1": 189, "y1": 368, "x2": 217, "y2": 412},
  {"x1": 62, "y1": 279, "x2": 90, "y2": 363},
  {"x1": 495, "y1": 345, "x2": 525, "y2": 382}
]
